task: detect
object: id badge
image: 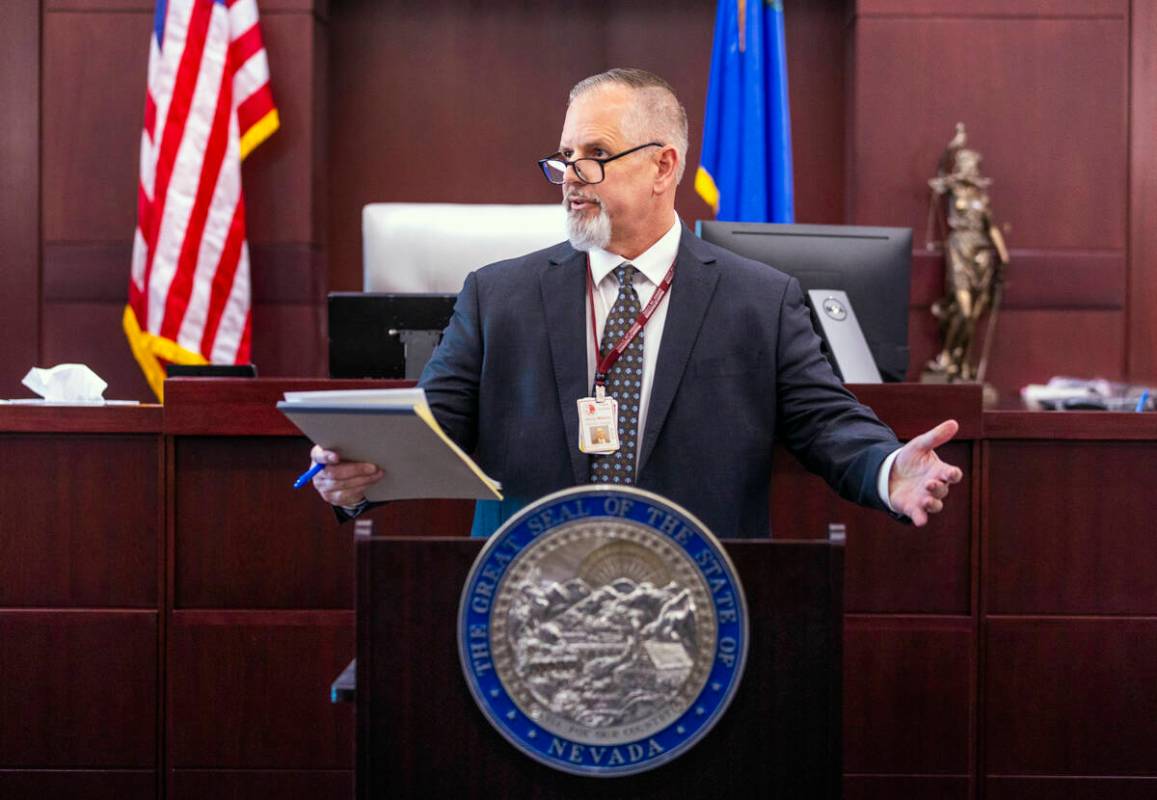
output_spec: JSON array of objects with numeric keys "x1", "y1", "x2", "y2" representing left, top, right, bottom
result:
[{"x1": 577, "y1": 396, "x2": 619, "y2": 454}]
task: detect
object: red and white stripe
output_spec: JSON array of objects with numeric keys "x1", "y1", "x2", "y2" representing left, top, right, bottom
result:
[{"x1": 129, "y1": 0, "x2": 275, "y2": 373}]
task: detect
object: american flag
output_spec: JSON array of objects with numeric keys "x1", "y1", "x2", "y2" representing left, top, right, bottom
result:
[{"x1": 125, "y1": 0, "x2": 278, "y2": 400}]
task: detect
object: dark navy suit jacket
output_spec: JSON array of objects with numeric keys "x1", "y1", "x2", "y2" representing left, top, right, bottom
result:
[{"x1": 416, "y1": 227, "x2": 900, "y2": 539}]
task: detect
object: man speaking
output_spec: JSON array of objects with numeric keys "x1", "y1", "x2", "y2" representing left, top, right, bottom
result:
[{"x1": 310, "y1": 68, "x2": 962, "y2": 538}]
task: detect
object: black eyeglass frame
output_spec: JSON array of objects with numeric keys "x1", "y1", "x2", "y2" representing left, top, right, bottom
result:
[{"x1": 537, "y1": 142, "x2": 664, "y2": 185}]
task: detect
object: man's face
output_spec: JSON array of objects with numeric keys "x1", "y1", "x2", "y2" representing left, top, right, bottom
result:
[{"x1": 558, "y1": 86, "x2": 656, "y2": 253}]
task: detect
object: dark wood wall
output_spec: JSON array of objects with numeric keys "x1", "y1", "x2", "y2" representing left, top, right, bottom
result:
[
  {"x1": 851, "y1": 0, "x2": 1139, "y2": 391},
  {"x1": 7, "y1": 0, "x2": 1151, "y2": 402}
]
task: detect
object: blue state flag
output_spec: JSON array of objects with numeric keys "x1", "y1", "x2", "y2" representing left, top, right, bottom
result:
[{"x1": 696, "y1": 0, "x2": 795, "y2": 223}]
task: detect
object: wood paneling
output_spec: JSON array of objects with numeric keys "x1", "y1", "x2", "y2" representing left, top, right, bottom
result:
[
  {"x1": 325, "y1": 0, "x2": 851, "y2": 293},
  {"x1": 173, "y1": 437, "x2": 354, "y2": 609},
  {"x1": 771, "y1": 442, "x2": 972, "y2": 614},
  {"x1": 359, "y1": 538, "x2": 843, "y2": 798},
  {"x1": 41, "y1": 301, "x2": 154, "y2": 401},
  {"x1": 0, "y1": 406, "x2": 161, "y2": 434},
  {"x1": 0, "y1": 771, "x2": 156, "y2": 800},
  {"x1": 42, "y1": 243, "x2": 323, "y2": 304},
  {"x1": 850, "y1": 14, "x2": 1127, "y2": 251},
  {"x1": 785, "y1": 0, "x2": 850, "y2": 225},
  {"x1": 909, "y1": 250, "x2": 1126, "y2": 310},
  {"x1": 44, "y1": 1, "x2": 325, "y2": 17},
  {"x1": 41, "y1": 10, "x2": 151, "y2": 242},
  {"x1": 985, "y1": 618, "x2": 1157, "y2": 775},
  {"x1": 974, "y1": 309, "x2": 1125, "y2": 393},
  {"x1": 844, "y1": 775, "x2": 971, "y2": 799},
  {"x1": 843, "y1": 617, "x2": 974, "y2": 774},
  {"x1": 986, "y1": 440, "x2": 1157, "y2": 615},
  {"x1": 326, "y1": 0, "x2": 603, "y2": 292},
  {"x1": 171, "y1": 770, "x2": 352, "y2": 800},
  {"x1": 358, "y1": 499, "x2": 475, "y2": 539},
  {"x1": 841, "y1": 383, "x2": 985, "y2": 438},
  {"x1": 606, "y1": 1, "x2": 714, "y2": 226},
  {"x1": 0, "y1": 434, "x2": 159, "y2": 607},
  {"x1": 0, "y1": 612, "x2": 157, "y2": 767},
  {"x1": 168, "y1": 612, "x2": 354, "y2": 768},
  {"x1": 985, "y1": 411, "x2": 1157, "y2": 439},
  {"x1": 249, "y1": 302, "x2": 326, "y2": 379},
  {"x1": 906, "y1": 310, "x2": 1127, "y2": 392},
  {"x1": 1129, "y1": 0, "x2": 1157, "y2": 382},
  {"x1": 857, "y1": 0, "x2": 1126, "y2": 16},
  {"x1": 172, "y1": 435, "x2": 478, "y2": 609},
  {"x1": 0, "y1": 0, "x2": 40, "y2": 397},
  {"x1": 163, "y1": 378, "x2": 392, "y2": 435},
  {"x1": 242, "y1": 10, "x2": 322, "y2": 246},
  {"x1": 987, "y1": 777, "x2": 1157, "y2": 799}
]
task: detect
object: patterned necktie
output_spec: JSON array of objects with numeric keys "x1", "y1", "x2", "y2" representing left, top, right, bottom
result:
[{"x1": 590, "y1": 263, "x2": 643, "y2": 485}]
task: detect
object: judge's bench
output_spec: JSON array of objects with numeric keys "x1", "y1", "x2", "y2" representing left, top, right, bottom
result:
[{"x1": 2, "y1": 379, "x2": 1156, "y2": 798}]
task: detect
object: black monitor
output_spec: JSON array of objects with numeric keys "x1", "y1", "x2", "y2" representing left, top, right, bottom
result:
[
  {"x1": 328, "y1": 292, "x2": 457, "y2": 379},
  {"x1": 696, "y1": 221, "x2": 912, "y2": 382}
]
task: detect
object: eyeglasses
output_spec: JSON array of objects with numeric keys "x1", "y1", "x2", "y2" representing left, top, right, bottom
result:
[{"x1": 537, "y1": 142, "x2": 663, "y2": 185}]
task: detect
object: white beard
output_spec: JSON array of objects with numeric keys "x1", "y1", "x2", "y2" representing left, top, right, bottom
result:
[{"x1": 563, "y1": 196, "x2": 612, "y2": 251}]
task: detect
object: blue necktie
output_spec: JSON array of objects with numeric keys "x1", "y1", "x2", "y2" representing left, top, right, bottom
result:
[{"x1": 590, "y1": 263, "x2": 643, "y2": 484}]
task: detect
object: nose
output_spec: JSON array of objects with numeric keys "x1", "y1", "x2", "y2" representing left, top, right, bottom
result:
[{"x1": 562, "y1": 161, "x2": 585, "y2": 186}]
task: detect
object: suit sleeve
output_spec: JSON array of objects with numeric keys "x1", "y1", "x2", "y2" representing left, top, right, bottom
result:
[
  {"x1": 774, "y1": 277, "x2": 900, "y2": 512},
  {"x1": 417, "y1": 270, "x2": 484, "y2": 454}
]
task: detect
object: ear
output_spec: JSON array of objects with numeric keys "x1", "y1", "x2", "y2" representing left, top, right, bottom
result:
[{"x1": 653, "y1": 145, "x2": 680, "y2": 194}]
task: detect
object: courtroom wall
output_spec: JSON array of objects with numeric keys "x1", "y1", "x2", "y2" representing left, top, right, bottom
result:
[{"x1": 3, "y1": 0, "x2": 1154, "y2": 402}]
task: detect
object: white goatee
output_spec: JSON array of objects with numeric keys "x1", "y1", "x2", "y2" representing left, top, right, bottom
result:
[{"x1": 563, "y1": 195, "x2": 612, "y2": 251}]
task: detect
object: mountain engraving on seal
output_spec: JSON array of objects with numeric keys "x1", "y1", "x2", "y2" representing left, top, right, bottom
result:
[{"x1": 491, "y1": 524, "x2": 716, "y2": 745}]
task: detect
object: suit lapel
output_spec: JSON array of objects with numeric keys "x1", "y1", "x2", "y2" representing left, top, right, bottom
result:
[
  {"x1": 540, "y1": 247, "x2": 590, "y2": 484},
  {"x1": 638, "y1": 230, "x2": 719, "y2": 474}
]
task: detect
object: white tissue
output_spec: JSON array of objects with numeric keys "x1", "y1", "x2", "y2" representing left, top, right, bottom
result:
[{"x1": 22, "y1": 364, "x2": 109, "y2": 403}]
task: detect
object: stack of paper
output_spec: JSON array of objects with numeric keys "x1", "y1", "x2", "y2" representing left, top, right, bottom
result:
[{"x1": 278, "y1": 388, "x2": 502, "y2": 501}]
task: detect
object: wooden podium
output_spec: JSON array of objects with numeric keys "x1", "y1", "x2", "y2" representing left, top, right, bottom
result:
[{"x1": 353, "y1": 529, "x2": 845, "y2": 799}]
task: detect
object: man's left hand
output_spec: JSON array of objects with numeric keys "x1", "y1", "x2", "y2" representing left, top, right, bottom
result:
[{"x1": 889, "y1": 419, "x2": 964, "y2": 527}]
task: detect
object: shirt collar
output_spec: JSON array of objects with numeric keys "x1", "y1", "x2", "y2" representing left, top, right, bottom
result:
[{"x1": 588, "y1": 216, "x2": 682, "y2": 287}]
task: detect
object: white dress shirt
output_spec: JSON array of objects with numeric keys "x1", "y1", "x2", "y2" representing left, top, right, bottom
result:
[
  {"x1": 584, "y1": 216, "x2": 900, "y2": 510},
  {"x1": 585, "y1": 217, "x2": 681, "y2": 468}
]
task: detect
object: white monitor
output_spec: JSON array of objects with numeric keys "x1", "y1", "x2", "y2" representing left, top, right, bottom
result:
[{"x1": 362, "y1": 203, "x2": 568, "y2": 293}]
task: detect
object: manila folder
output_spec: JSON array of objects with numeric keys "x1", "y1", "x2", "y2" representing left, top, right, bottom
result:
[{"x1": 277, "y1": 388, "x2": 502, "y2": 502}]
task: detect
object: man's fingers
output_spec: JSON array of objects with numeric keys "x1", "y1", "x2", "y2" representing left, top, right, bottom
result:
[
  {"x1": 327, "y1": 489, "x2": 367, "y2": 507},
  {"x1": 926, "y1": 480, "x2": 949, "y2": 500},
  {"x1": 320, "y1": 461, "x2": 381, "y2": 481},
  {"x1": 316, "y1": 471, "x2": 382, "y2": 492},
  {"x1": 308, "y1": 457, "x2": 382, "y2": 509},
  {"x1": 910, "y1": 506, "x2": 928, "y2": 527},
  {"x1": 943, "y1": 466, "x2": 964, "y2": 484},
  {"x1": 910, "y1": 419, "x2": 959, "y2": 452},
  {"x1": 924, "y1": 497, "x2": 944, "y2": 515},
  {"x1": 309, "y1": 445, "x2": 342, "y2": 465}
]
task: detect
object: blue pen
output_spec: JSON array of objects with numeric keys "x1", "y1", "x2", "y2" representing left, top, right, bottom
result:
[
  {"x1": 1136, "y1": 390, "x2": 1150, "y2": 413},
  {"x1": 293, "y1": 461, "x2": 325, "y2": 488}
]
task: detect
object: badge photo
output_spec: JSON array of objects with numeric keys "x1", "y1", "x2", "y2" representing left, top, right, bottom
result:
[{"x1": 577, "y1": 396, "x2": 620, "y2": 454}]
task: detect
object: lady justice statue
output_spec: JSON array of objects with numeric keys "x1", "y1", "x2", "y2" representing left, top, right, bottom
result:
[{"x1": 923, "y1": 123, "x2": 1010, "y2": 384}]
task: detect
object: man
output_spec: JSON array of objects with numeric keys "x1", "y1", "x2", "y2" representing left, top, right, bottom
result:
[{"x1": 311, "y1": 68, "x2": 962, "y2": 538}]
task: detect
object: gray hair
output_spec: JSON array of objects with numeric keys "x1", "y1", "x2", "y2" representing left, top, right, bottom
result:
[{"x1": 569, "y1": 68, "x2": 689, "y2": 184}]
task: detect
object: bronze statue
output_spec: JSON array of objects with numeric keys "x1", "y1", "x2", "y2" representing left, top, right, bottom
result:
[{"x1": 923, "y1": 123, "x2": 1009, "y2": 384}]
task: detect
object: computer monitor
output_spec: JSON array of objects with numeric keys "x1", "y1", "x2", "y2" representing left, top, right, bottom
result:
[
  {"x1": 696, "y1": 222, "x2": 912, "y2": 382},
  {"x1": 328, "y1": 292, "x2": 457, "y2": 379}
]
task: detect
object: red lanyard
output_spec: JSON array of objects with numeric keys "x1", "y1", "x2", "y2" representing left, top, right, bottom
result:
[{"x1": 587, "y1": 255, "x2": 676, "y2": 387}]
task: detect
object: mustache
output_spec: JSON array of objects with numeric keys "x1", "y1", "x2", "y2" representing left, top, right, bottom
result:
[{"x1": 563, "y1": 190, "x2": 602, "y2": 207}]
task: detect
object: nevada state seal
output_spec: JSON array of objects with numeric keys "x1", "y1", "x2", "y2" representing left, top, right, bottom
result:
[{"x1": 458, "y1": 486, "x2": 748, "y2": 777}]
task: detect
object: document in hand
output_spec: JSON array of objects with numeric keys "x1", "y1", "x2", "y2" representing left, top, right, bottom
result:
[{"x1": 277, "y1": 387, "x2": 503, "y2": 502}]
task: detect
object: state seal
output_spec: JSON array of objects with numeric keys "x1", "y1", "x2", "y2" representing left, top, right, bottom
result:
[{"x1": 458, "y1": 486, "x2": 749, "y2": 777}]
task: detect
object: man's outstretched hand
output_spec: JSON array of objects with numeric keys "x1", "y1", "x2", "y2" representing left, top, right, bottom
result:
[{"x1": 888, "y1": 419, "x2": 964, "y2": 527}]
